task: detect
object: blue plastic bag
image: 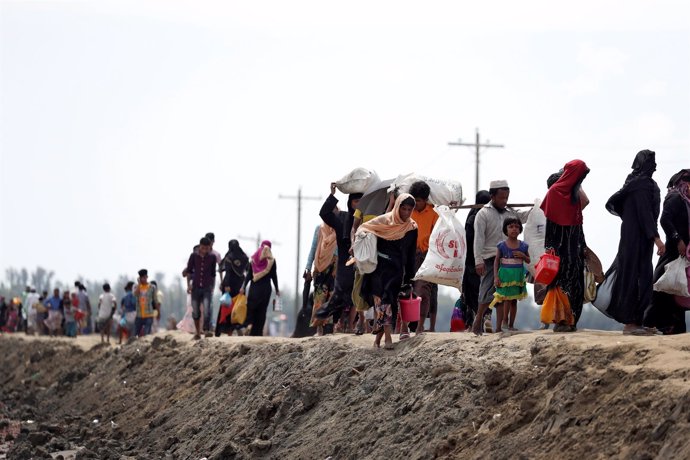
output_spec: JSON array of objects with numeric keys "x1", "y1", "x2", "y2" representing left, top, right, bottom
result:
[{"x1": 220, "y1": 292, "x2": 232, "y2": 306}]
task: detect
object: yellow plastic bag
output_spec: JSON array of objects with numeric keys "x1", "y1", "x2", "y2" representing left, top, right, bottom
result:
[
  {"x1": 540, "y1": 286, "x2": 573, "y2": 326},
  {"x1": 231, "y1": 294, "x2": 247, "y2": 325}
]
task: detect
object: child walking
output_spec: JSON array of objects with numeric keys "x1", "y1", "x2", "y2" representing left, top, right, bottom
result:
[{"x1": 490, "y1": 217, "x2": 530, "y2": 332}]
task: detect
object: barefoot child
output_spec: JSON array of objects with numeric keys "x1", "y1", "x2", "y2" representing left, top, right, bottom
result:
[
  {"x1": 489, "y1": 217, "x2": 530, "y2": 332},
  {"x1": 97, "y1": 283, "x2": 117, "y2": 343}
]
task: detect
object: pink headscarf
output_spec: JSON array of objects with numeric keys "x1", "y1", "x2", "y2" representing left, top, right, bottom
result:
[{"x1": 251, "y1": 240, "x2": 275, "y2": 282}]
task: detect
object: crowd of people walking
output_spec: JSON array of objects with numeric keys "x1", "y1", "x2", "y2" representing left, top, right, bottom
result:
[{"x1": 2, "y1": 152, "x2": 688, "y2": 344}]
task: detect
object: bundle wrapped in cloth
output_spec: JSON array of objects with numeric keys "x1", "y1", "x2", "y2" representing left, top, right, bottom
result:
[
  {"x1": 335, "y1": 168, "x2": 380, "y2": 194},
  {"x1": 392, "y1": 173, "x2": 464, "y2": 206}
]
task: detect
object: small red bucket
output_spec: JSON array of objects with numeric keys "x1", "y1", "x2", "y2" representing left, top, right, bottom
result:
[
  {"x1": 535, "y1": 249, "x2": 560, "y2": 285},
  {"x1": 399, "y1": 293, "x2": 421, "y2": 322}
]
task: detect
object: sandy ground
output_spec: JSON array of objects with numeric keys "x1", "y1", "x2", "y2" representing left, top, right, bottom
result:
[{"x1": 2, "y1": 329, "x2": 690, "y2": 459}]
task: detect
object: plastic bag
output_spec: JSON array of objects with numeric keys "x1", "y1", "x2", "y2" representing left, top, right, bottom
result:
[
  {"x1": 592, "y1": 269, "x2": 617, "y2": 310},
  {"x1": 219, "y1": 292, "x2": 232, "y2": 306},
  {"x1": 364, "y1": 306, "x2": 374, "y2": 320},
  {"x1": 352, "y1": 231, "x2": 378, "y2": 274},
  {"x1": 335, "y1": 168, "x2": 380, "y2": 194},
  {"x1": 450, "y1": 299, "x2": 465, "y2": 332},
  {"x1": 176, "y1": 305, "x2": 196, "y2": 334},
  {"x1": 413, "y1": 205, "x2": 467, "y2": 289},
  {"x1": 392, "y1": 173, "x2": 464, "y2": 206},
  {"x1": 540, "y1": 286, "x2": 573, "y2": 325},
  {"x1": 523, "y1": 198, "x2": 546, "y2": 276},
  {"x1": 231, "y1": 294, "x2": 248, "y2": 325},
  {"x1": 653, "y1": 257, "x2": 690, "y2": 297}
]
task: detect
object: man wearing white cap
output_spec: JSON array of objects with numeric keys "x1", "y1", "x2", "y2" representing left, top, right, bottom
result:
[{"x1": 471, "y1": 180, "x2": 530, "y2": 334}]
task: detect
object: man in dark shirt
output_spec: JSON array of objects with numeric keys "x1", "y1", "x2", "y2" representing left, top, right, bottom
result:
[{"x1": 186, "y1": 237, "x2": 217, "y2": 339}]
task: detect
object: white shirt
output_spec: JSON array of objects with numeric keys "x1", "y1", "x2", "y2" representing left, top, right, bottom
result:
[
  {"x1": 98, "y1": 292, "x2": 117, "y2": 319},
  {"x1": 473, "y1": 203, "x2": 531, "y2": 266}
]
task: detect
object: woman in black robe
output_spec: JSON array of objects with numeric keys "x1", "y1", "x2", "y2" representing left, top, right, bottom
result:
[
  {"x1": 597, "y1": 150, "x2": 666, "y2": 335},
  {"x1": 358, "y1": 193, "x2": 418, "y2": 349},
  {"x1": 461, "y1": 190, "x2": 491, "y2": 329},
  {"x1": 215, "y1": 240, "x2": 248, "y2": 336},
  {"x1": 643, "y1": 169, "x2": 690, "y2": 334},
  {"x1": 314, "y1": 183, "x2": 363, "y2": 331},
  {"x1": 241, "y1": 241, "x2": 279, "y2": 336}
]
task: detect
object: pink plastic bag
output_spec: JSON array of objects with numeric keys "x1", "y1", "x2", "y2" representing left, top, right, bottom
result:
[{"x1": 176, "y1": 305, "x2": 196, "y2": 334}]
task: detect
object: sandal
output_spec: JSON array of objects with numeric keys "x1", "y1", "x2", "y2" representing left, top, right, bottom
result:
[
  {"x1": 399, "y1": 332, "x2": 411, "y2": 341},
  {"x1": 355, "y1": 324, "x2": 364, "y2": 335},
  {"x1": 623, "y1": 327, "x2": 653, "y2": 336}
]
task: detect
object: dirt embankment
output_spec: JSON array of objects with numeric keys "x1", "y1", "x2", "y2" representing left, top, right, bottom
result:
[{"x1": 2, "y1": 330, "x2": 690, "y2": 460}]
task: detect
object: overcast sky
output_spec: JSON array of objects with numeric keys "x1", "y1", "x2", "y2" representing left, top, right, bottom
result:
[{"x1": 1, "y1": 1, "x2": 688, "y2": 303}]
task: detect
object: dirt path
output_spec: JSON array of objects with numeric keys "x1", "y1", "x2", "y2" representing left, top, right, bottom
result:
[{"x1": 2, "y1": 330, "x2": 690, "y2": 459}]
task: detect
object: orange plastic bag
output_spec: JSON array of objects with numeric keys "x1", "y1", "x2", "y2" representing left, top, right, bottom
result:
[
  {"x1": 231, "y1": 294, "x2": 247, "y2": 325},
  {"x1": 540, "y1": 286, "x2": 574, "y2": 326}
]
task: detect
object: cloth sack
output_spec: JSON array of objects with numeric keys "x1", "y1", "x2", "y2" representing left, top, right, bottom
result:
[
  {"x1": 391, "y1": 173, "x2": 464, "y2": 206},
  {"x1": 335, "y1": 168, "x2": 380, "y2": 194},
  {"x1": 413, "y1": 205, "x2": 467, "y2": 289},
  {"x1": 231, "y1": 294, "x2": 248, "y2": 325},
  {"x1": 352, "y1": 231, "x2": 378, "y2": 274},
  {"x1": 523, "y1": 198, "x2": 546, "y2": 277},
  {"x1": 653, "y1": 257, "x2": 690, "y2": 297},
  {"x1": 540, "y1": 286, "x2": 574, "y2": 326}
]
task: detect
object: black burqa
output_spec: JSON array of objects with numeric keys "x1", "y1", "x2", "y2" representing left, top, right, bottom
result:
[
  {"x1": 596, "y1": 150, "x2": 661, "y2": 325},
  {"x1": 315, "y1": 192, "x2": 362, "y2": 320},
  {"x1": 461, "y1": 190, "x2": 491, "y2": 326},
  {"x1": 216, "y1": 240, "x2": 248, "y2": 336},
  {"x1": 643, "y1": 169, "x2": 690, "y2": 333}
]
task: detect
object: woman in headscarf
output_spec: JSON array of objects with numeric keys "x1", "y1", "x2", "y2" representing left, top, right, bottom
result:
[
  {"x1": 358, "y1": 193, "x2": 418, "y2": 349},
  {"x1": 595, "y1": 150, "x2": 665, "y2": 335},
  {"x1": 643, "y1": 169, "x2": 690, "y2": 334},
  {"x1": 314, "y1": 183, "x2": 363, "y2": 332},
  {"x1": 306, "y1": 221, "x2": 338, "y2": 334},
  {"x1": 240, "y1": 240, "x2": 280, "y2": 336},
  {"x1": 540, "y1": 159, "x2": 590, "y2": 332},
  {"x1": 216, "y1": 240, "x2": 249, "y2": 336}
]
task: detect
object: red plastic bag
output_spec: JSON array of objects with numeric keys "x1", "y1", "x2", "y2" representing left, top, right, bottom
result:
[
  {"x1": 535, "y1": 249, "x2": 560, "y2": 285},
  {"x1": 450, "y1": 299, "x2": 465, "y2": 332}
]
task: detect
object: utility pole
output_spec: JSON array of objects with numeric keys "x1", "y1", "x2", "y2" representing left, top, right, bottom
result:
[
  {"x1": 448, "y1": 128, "x2": 504, "y2": 196},
  {"x1": 278, "y1": 187, "x2": 321, "y2": 319},
  {"x1": 238, "y1": 233, "x2": 281, "y2": 249}
]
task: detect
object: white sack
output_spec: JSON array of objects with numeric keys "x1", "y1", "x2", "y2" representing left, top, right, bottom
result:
[
  {"x1": 523, "y1": 198, "x2": 546, "y2": 276},
  {"x1": 352, "y1": 231, "x2": 378, "y2": 274},
  {"x1": 392, "y1": 173, "x2": 464, "y2": 206},
  {"x1": 654, "y1": 257, "x2": 690, "y2": 297},
  {"x1": 413, "y1": 205, "x2": 467, "y2": 289},
  {"x1": 335, "y1": 168, "x2": 380, "y2": 194}
]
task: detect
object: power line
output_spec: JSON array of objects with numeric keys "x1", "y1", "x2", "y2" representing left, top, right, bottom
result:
[
  {"x1": 278, "y1": 187, "x2": 321, "y2": 318},
  {"x1": 448, "y1": 128, "x2": 504, "y2": 196}
]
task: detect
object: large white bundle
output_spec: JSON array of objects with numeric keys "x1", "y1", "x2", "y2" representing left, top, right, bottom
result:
[
  {"x1": 523, "y1": 198, "x2": 546, "y2": 277},
  {"x1": 352, "y1": 231, "x2": 378, "y2": 274},
  {"x1": 413, "y1": 205, "x2": 467, "y2": 289},
  {"x1": 392, "y1": 173, "x2": 464, "y2": 206},
  {"x1": 335, "y1": 168, "x2": 380, "y2": 194},
  {"x1": 654, "y1": 257, "x2": 690, "y2": 297}
]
